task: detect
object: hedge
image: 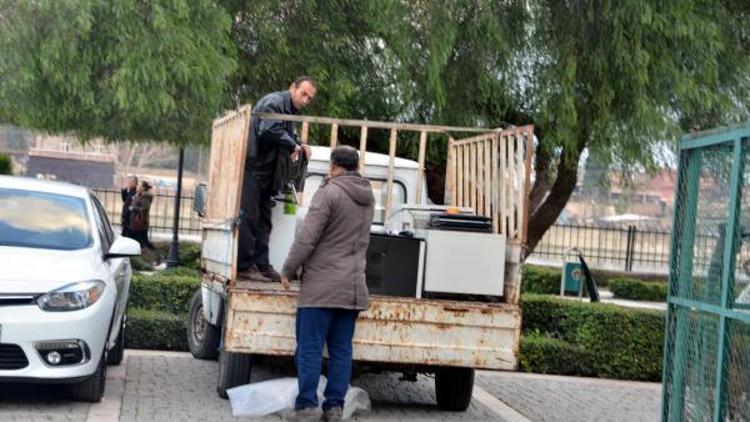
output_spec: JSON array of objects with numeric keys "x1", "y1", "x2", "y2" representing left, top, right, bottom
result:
[
  {"x1": 609, "y1": 277, "x2": 668, "y2": 302},
  {"x1": 520, "y1": 294, "x2": 665, "y2": 381},
  {"x1": 522, "y1": 265, "x2": 669, "y2": 301},
  {"x1": 522, "y1": 266, "x2": 561, "y2": 294},
  {"x1": 519, "y1": 332, "x2": 589, "y2": 376},
  {"x1": 129, "y1": 269, "x2": 201, "y2": 314},
  {"x1": 125, "y1": 265, "x2": 667, "y2": 381},
  {"x1": 126, "y1": 307, "x2": 188, "y2": 351}
]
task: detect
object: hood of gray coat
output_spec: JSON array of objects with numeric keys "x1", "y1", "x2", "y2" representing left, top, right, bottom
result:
[{"x1": 327, "y1": 173, "x2": 375, "y2": 206}]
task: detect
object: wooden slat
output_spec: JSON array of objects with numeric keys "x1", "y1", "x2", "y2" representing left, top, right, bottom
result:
[
  {"x1": 500, "y1": 133, "x2": 508, "y2": 235},
  {"x1": 492, "y1": 135, "x2": 499, "y2": 234},
  {"x1": 515, "y1": 131, "x2": 525, "y2": 241},
  {"x1": 456, "y1": 144, "x2": 464, "y2": 207},
  {"x1": 522, "y1": 126, "x2": 535, "y2": 244},
  {"x1": 476, "y1": 141, "x2": 484, "y2": 217},
  {"x1": 484, "y1": 139, "x2": 492, "y2": 218},
  {"x1": 301, "y1": 121, "x2": 309, "y2": 144},
  {"x1": 462, "y1": 145, "x2": 470, "y2": 208},
  {"x1": 416, "y1": 131, "x2": 428, "y2": 204},
  {"x1": 384, "y1": 129, "x2": 398, "y2": 220},
  {"x1": 358, "y1": 126, "x2": 368, "y2": 173},
  {"x1": 330, "y1": 123, "x2": 338, "y2": 149},
  {"x1": 445, "y1": 137, "x2": 456, "y2": 206},
  {"x1": 508, "y1": 134, "x2": 518, "y2": 239},
  {"x1": 469, "y1": 143, "x2": 476, "y2": 211},
  {"x1": 254, "y1": 111, "x2": 501, "y2": 134},
  {"x1": 452, "y1": 132, "x2": 499, "y2": 146}
]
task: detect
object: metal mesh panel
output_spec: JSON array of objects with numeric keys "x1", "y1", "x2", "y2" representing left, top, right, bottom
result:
[
  {"x1": 687, "y1": 144, "x2": 733, "y2": 306},
  {"x1": 723, "y1": 319, "x2": 750, "y2": 421},
  {"x1": 664, "y1": 308, "x2": 720, "y2": 421},
  {"x1": 664, "y1": 131, "x2": 750, "y2": 422}
]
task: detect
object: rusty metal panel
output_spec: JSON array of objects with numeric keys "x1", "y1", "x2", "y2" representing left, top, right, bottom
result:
[{"x1": 224, "y1": 286, "x2": 520, "y2": 370}]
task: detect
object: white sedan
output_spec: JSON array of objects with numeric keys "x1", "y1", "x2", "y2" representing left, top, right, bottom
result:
[{"x1": 0, "y1": 176, "x2": 140, "y2": 402}]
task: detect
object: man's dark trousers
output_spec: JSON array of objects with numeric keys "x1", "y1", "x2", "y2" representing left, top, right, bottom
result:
[
  {"x1": 237, "y1": 171, "x2": 275, "y2": 271},
  {"x1": 295, "y1": 307, "x2": 359, "y2": 411}
]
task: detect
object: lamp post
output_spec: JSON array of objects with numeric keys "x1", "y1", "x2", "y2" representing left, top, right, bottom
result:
[{"x1": 166, "y1": 147, "x2": 184, "y2": 268}]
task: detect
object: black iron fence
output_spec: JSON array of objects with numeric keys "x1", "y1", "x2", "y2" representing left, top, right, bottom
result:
[
  {"x1": 531, "y1": 223, "x2": 750, "y2": 275},
  {"x1": 90, "y1": 187, "x2": 743, "y2": 276},
  {"x1": 530, "y1": 223, "x2": 673, "y2": 273},
  {"x1": 92, "y1": 188, "x2": 201, "y2": 238}
]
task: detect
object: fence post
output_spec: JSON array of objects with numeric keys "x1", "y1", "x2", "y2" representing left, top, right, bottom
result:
[
  {"x1": 166, "y1": 148, "x2": 184, "y2": 268},
  {"x1": 624, "y1": 225, "x2": 636, "y2": 272}
]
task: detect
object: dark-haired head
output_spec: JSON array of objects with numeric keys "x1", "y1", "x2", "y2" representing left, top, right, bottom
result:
[
  {"x1": 289, "y1": 76, "x2": 316, "y2": 110},
  {"x1": 330, "y1": 145, "x2": 359, "y2": 176}
]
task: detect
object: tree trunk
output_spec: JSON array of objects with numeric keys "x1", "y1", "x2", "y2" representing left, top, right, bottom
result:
[
  {"x1": 528, "y1": 143, "x2": 552, "y2": 215},
  {"x1": 525, "y1": 140, "x2": 585, "y2": 255}
]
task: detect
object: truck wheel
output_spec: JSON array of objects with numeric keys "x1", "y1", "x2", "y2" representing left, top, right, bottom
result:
[
  {"x1": 188, "y1": 289, "x2": 221, "y2": 360},
  {"x1": 70, "y1": 350, "x2": 107, "y2": 402},
  {"x1": 106, "y1": 317, "x2": 125, "y2": 366},
  {"x1": 434, "y1": 366, "x2": 474, "y2": 411},
  {"x1": 216, "y1": 350, "x2": 252, "y2": 399}
]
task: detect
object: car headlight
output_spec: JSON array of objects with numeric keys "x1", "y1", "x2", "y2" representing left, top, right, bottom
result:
[{"x1": 36, "y1": 281, "x2": 105, "y2": 312}]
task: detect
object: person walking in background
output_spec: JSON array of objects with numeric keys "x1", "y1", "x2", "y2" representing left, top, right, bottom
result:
[
  {"x1": 129, "y1": 180, "x2": 155, "y2": 250},
  {"x1": 120, "y1": 175, "x2": 138, "y2": 238},
  {"x1": 280, "y1": 146, "x2": 375, "y2": 422}
]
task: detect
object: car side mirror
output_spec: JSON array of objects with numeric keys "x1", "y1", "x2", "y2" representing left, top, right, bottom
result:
[{"x1": 105, "y1": 236, "x2": 142, "y2": 259}]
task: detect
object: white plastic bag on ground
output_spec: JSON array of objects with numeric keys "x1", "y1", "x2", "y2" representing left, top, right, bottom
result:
[
  {"x1": 342, "y1": 386, "x2": 371, "y2": 419},
  {"x1": 227, "y1": 376, "x2": 370, "y2": 419}
]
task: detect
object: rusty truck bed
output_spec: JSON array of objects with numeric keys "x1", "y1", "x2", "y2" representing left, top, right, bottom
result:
[{"x1": 222, "y1": 278, "x2": 521, "y2": 370}]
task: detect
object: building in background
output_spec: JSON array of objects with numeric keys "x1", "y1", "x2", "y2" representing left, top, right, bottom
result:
[{"x1": 26, "y1": 136, "x2": 116, "y2": 188}]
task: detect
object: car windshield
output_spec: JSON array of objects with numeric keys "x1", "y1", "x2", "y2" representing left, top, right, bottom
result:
[{"x1": 0, "y1": 188, "x2": 92, "y2": 250}]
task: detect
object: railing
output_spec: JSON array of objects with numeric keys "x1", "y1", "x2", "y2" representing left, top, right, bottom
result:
[
  {"x1": 445, "y1": 127, "x2": 534, "y2": 242},
  {"x1": 529, "y1": 223, "x2": 750, "y2": 275},
  {"x1": 92, "y1": 188, "x2": 201, "y2": 237}
]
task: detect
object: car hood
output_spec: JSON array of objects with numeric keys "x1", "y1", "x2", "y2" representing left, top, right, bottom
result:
[{"x1": 0, "y1": 246, "x2": 102, "y2": 294}]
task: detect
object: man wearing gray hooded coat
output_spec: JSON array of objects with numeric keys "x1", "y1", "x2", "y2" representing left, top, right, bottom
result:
[{"x1": 281, "y1": 146, "x2": 375, "y2": 421}]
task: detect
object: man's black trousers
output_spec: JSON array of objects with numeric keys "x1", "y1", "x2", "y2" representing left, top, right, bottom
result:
[{"x1": 238, "y1": 171, "x2": 274, "y2": 271}]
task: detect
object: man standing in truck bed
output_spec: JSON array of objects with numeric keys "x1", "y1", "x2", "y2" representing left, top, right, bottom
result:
[{"x1": 239, "y1": 77, "x2": 315, "y2": 281}]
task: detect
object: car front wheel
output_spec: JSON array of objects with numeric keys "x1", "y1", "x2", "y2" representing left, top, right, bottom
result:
[
  {"x1": 70, "y1": 350, "x2": 107, "y2": 402},
  {"x1": 107, "y1": 317, "x2": 126, "y2": 366}
]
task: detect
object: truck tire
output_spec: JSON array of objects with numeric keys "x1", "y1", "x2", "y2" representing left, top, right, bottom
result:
[
  {"x1": 106, "y1": 317, "x2": 125, "y2": 365},
  {"x1": 434, "y1": 366, "x2": 475, "y2": 411},
  {"x1": 216, "y1": 350, "x2": 252, "y2": 399},
  {"x1": 188, "y1": 289, "x2": 221, "y2": 360},
  {"x1": 70, "y1": 350, "x2": 107, "y2": 402}
]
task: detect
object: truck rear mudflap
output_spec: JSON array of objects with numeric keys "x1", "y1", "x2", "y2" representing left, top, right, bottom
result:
[{"x1": 223, "y1": 281, "x2": 520, "y2": 370}]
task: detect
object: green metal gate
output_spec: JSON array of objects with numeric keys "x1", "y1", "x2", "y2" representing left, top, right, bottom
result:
[{"x1": 663, "y1": 125, "x2": 750, "y2": 421}]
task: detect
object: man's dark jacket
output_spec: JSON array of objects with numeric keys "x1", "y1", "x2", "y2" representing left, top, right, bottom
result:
[{"x1": 246, "y1": 90, "x2": 300, "y2": 190}]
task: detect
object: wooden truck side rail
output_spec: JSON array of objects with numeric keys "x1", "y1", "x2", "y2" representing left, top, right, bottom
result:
[{"x1": 250, "y1": 111, "x2": 533, "y2": 305}]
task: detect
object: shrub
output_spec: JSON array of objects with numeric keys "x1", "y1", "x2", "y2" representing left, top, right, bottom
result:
[
  {"x1": 593, "y1": 269, "x2": 667, "y2": 285},
  {"x1": 130, "y1": 256, "x2": 155, "y2": 272},
  {"x1": 522, "y1": 266, "x2": 561, "y2": 294},
  {"x1": 520, "y1": 293, "x2": 665, "y2": 381},
  {"x1": 519, "y1": 332, "x2": 590, "y2": 376},
  {"x1": 0, "y1": 154, "x2": 12, "y2": 175},
  {"x1": 178, "y1": 243, "x2": 202, "y2": 269},
  {"x1": 129, "y1": 269, "x2": 200, "y2": 314},
  {"x1": 126, "y1": 307, "x2": 188, "y2": 351},
  {"x1": 609, "y1": 277, "x2": 668, "y2": 302}
]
